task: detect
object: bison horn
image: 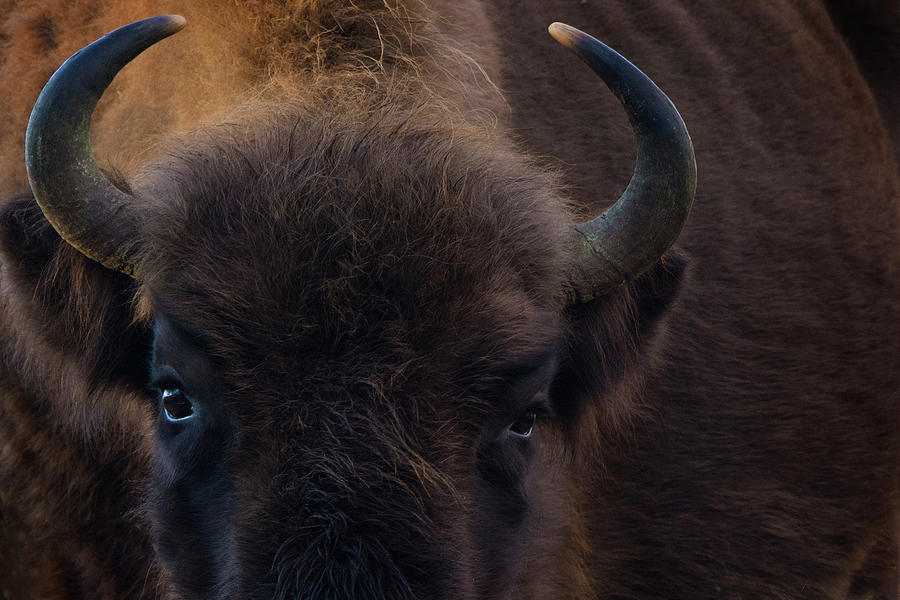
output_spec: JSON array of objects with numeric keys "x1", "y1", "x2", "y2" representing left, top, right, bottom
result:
[
  {"x1": 25, "y1": 15, "x2": 186, "y2": 277},
  {"x1": 548, "y1": 23, "x2": 697, "y2": 306}
]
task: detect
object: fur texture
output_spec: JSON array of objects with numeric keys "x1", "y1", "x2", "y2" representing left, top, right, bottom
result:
[{"x1": 0, "y1": 1, "x2": 898, "y2": 599}]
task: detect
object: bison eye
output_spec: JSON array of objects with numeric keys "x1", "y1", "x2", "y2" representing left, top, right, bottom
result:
[
  {"x1": 508, "y1": 412, "x2": 536, "y2": 438},
  {"x1": 161, "y1": 388, "x2": 194, "y2": 421}
]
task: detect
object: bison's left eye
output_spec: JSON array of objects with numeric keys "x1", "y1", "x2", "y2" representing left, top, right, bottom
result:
[
  {"x1": 161, "y1": 388, "x2": 194, "y2": 421},
  {"x1": 508, "y1": 411, "x2": 536, "y2": 438}
]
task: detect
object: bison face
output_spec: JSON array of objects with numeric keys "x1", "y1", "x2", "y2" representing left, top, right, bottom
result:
[
  {"x1": 134, "y1": 110, "x2": 576, "y2": 599},
  {"x1": 21, "y1": 17, "x2": 693, "y2": 599}
]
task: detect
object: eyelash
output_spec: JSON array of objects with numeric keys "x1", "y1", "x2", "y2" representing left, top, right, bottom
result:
[
  {"x1": 149, "y1": 378, "x2": 181, "y2": 396},
  {"x1": 509, "y1": 394, "x2": 554, "y2": 430}
]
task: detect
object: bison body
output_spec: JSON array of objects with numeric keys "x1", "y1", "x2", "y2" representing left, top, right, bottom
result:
[{"x1": 0, "y1": 1, "x2": 898, "y2": 599}]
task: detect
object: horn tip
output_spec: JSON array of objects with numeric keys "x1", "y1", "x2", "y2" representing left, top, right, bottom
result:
[
  {"x1": 548, "y1": 22, "x2": 582, "y2": 50},
  {"x1": 159, "y1": 14, "x2": 187, "y2": 33}
]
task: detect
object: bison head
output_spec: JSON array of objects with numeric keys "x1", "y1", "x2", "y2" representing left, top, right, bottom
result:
[{"x1": 23, "y1": 16, "x2": 694, "y2": 600}]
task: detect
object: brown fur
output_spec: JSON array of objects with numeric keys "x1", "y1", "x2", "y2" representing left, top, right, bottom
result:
[
  {"x1": 0, "y1": 0, "x2": 503, "y2": 193},
  {"x1": 0, "y1": 1, "x2": 898, "y2": 599}
]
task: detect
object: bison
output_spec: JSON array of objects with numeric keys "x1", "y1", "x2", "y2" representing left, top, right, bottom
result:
[{"x1": 1, "y1": 1, "x2": 898, "y2": 599}]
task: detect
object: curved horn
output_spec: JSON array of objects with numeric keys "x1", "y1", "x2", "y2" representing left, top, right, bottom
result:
[
  {"x1": 548, "y1": 23, "x2": 696, "y2": 306},
  {"x1": 25, "y1": 15, "x2": 186, "y2": 276}
]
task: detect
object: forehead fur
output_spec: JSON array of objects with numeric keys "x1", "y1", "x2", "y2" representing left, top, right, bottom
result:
[{"x1": 134, "y1": 101, "x2": 571, "y2": 386}]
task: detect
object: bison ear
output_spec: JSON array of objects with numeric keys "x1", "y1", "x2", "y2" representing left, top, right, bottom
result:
[
  {"x1": 550, "y1": 251, "x2": 687, "y2": 425},
  {"x1": 0, "y1": 192, "x2": 151, "y2": 387}
]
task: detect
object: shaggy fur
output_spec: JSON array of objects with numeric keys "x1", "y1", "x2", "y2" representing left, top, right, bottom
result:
[
  {"x1": 133, "y1": 100, "x2": 573, "y2": 599},
  {"x1": 1, "y1": 1, "x2": 899, "y2": 599}
]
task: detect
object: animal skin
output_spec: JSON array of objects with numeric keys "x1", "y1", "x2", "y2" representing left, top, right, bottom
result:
[{"x1": 0, "y1": 1, "x2": 898, "y2": 599}]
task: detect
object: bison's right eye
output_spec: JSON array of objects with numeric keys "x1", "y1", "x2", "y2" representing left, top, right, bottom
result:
[
  {"x1": 508, "y1": 411, "x2": 537, "y2": 438},
  {"x1": 161, "y1": 388, "x2": 194, "y2": 421}
]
